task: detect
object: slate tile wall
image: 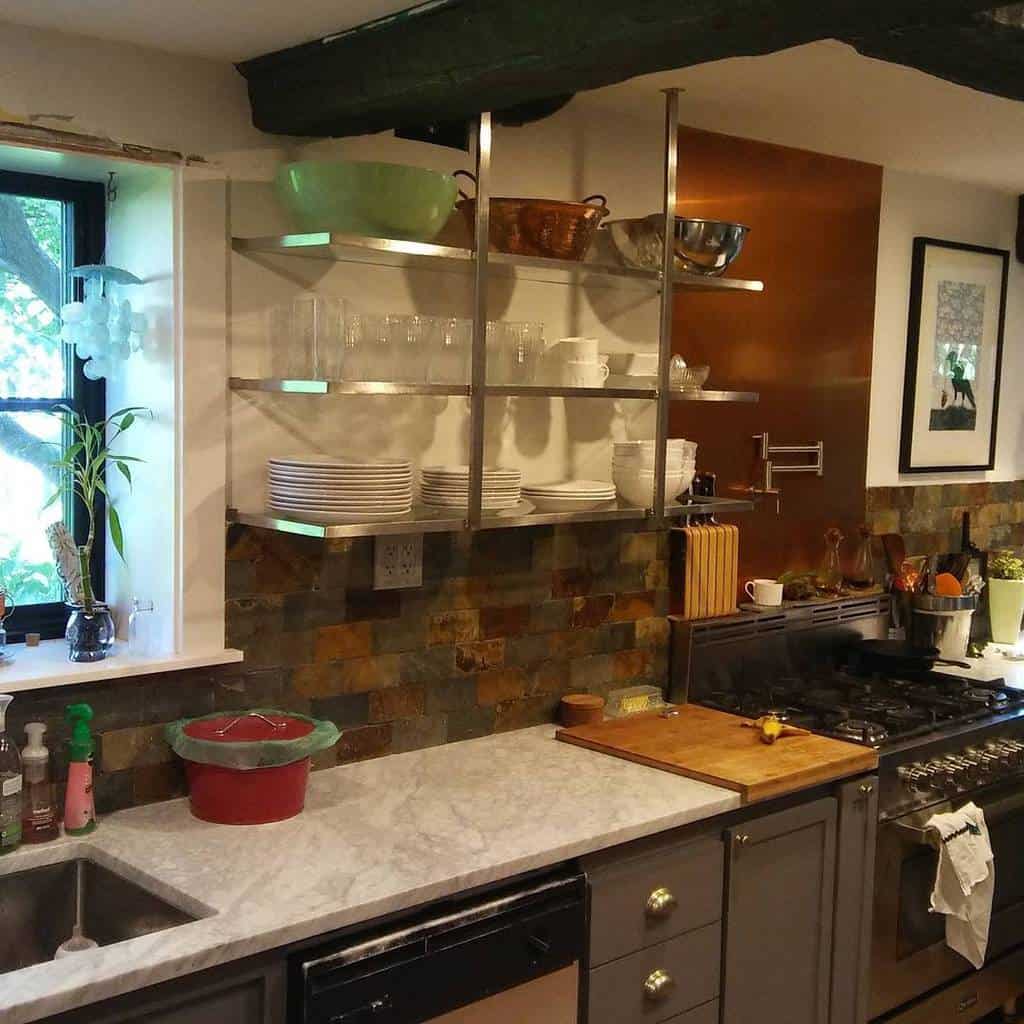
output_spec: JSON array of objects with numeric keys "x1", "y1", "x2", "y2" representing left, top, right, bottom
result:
[
  {"x1": 7, "y1": 522, "x2": 670, "y2": 815},
  {"x1": 866, "y1": 481, "x2": 1024, "y2": 556}
]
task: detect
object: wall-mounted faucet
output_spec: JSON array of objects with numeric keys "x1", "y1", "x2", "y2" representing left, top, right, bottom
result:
[{"x1": 735, "y1": 432, "x2": 824, "y2": 514}]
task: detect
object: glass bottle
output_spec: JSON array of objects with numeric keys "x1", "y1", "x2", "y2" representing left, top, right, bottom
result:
[
  {"x1": 816, "y1": 527, "x2": 845, "y2": 596},
  {"x1": 846, "y1": 526, "x2": 876, "y2": 590},
  {"x1": 128, "y1": 598, "x2": 156, "y2": 657}
]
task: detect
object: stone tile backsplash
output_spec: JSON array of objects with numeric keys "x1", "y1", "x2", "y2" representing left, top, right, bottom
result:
[
  {"x1": 866, "y1": 481, "x2": 1024, "y2": 557},
  {"x1": 7, "y1": 522, "x2": 670, "y2": 815}
]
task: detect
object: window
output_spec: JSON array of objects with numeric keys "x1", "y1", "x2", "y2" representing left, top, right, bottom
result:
[{"x1": 0, "y1": 170, "x2": 105, "y2": 640}]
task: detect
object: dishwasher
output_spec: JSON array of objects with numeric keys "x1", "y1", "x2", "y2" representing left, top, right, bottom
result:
[{"x1": 291, "y1": 871, "x2": 585, "y2": 1024}]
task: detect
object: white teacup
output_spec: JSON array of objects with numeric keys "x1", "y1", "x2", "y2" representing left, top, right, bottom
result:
[
  {"x1": 745, "y1": 578, "x2": 784, "y2": 607},
  {"x1": 557, "y1": 336, "x2": 600, "y2": 363},
  {"x1": 561, "y1": 360, "x2": 610, "y2": 388}
]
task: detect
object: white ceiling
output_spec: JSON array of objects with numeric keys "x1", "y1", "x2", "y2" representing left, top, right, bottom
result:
[{"x1": 0, "y1": 0, "x2": 417, "y2": 61}]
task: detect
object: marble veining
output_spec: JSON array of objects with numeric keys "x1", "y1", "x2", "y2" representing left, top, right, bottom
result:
[{"x1": 0, "y1": 725, "x2": 739, "y2": 1023}]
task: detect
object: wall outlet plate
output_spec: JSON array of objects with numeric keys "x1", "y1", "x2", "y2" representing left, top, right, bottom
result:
[{"x1": 374, "y1": 534, "x2": 424, "y2": 590}]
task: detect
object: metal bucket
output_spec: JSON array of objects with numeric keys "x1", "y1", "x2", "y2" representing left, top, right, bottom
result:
[{"x1": 910, "y1": 593, "x2": 978, "y2": 661}]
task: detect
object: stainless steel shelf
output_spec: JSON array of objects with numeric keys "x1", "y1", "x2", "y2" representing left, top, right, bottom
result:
[
  {"x1": 229, "y1": 378, "x2": 471, "y2": 397},
  {"x1": 231, "y1": 234, "x2": 765, "y2": 293},
  {"x1": 665, "y1": 495, "x2": 757, "y2": 516},
  {"x1": 485, "y1": 385, "x2": 658, "y2": 400},
  {"x1": 227, "y1": 507, "x2": 466, "y2": 539},
  {"x1": 670, "y1": 388, "x2": 760, "y2": 403},
  {"x1": 478, "y1": 502, "x2": 648, "y2": 530}
]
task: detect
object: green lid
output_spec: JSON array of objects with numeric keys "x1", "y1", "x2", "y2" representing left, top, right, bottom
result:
[{"x1": 65, "y1": 703, "x2": 94, "y2": 761}]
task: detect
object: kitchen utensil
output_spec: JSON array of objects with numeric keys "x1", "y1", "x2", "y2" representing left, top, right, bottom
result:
[
  {"x1": 613, "y1": 466, "x2": 693, "y2": 507},
  {"x1": 167, "y1": 710, "x2": 339, "y2": 825},
  {"x1": 676, "y1": 523, "x2": 739, "y2": 621},
  {"x1": 853, "y1": 638, "x2": 972, "y2": 672},
  {"x1": 744, "y1": 579, "x2": 783, "y2": 607},
  {"x1": 910, "y1": 593, "x2": 978, "y2": 660},
  {"x1": 556, "y1": 704, "x2": 876, "y2": 804},
  {"x1": 558, "y1": 694, "x2": 605, "y2": 727},
  {"x1": 454, "y1": 171, "x2": 609, "y2": 261},
  {"x1": 604, "y1": 215, "x2": 750, "y2": 276},
  {"x1": 275, "y1": 161, "x2": 458, "y2": 240}
]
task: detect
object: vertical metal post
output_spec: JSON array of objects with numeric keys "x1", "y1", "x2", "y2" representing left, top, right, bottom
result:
[
  {"x1": 467, "y1": 112, "x2": 492, "y2": 529},
  {"x1": 653, "y1": 89, "x2": 680, "y2": 520}
]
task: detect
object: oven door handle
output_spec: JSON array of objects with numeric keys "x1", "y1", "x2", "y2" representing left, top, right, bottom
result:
[{"x1": 891, "y1": 788, "x2": 1024, "y2": 848}]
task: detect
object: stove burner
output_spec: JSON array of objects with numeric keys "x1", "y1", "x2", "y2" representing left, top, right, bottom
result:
[
  {"x1": 830, "y1": 718, "x2": 889, "y2": 746},
  {"x1": 963, "y1": 687, "x2": 1010, "y2": 709},
  {"x1": 854, "y1": 697, "x2": 911, "y2": 717}
]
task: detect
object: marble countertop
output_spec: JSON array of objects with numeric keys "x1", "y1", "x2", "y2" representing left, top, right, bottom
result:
[{"x1": 0, "y1": 725, "x2": 740, "y2": 1023}]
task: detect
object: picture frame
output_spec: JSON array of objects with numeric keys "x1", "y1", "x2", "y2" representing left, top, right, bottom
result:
[{"x1": 899, "y1": 237, "x2": 1008, "y2": 473}]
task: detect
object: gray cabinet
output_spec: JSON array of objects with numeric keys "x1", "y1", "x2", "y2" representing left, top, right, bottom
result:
[
  {"x1": 830, "y1": 776, "x2": 878, "y2": 1024},
  {"x1": 722, "y1": 796, "x2": 838, "y2": 1024},
  {"x1": 44, "y1": 955, "x2": 286, "y2": 1024}
]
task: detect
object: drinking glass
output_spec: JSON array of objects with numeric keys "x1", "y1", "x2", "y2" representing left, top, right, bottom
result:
[
  {"x1": 128, "y1": 598, "x2": 158, "y2": 657},
  {"x1": 504, "y1": 321, "x2": 543, "y2": 385},
  {"x1": 486, "y1": 321, "x2": 508, "y2": 384},
  {"x1": 341, "y1": 313, "x2": 370, "y2": 381},
  {"x1": 394, "y1": 315, "x2": 433, "y2": 384},
  {"x1": 268, "y1": 293, "x2": 345, "y2": 379},
  {"x1": 363, "y1": 313, "x2": 396, "y2": 381},
  {"x1": 430, "y1": 317, "x2": 472, "y2": 384}
]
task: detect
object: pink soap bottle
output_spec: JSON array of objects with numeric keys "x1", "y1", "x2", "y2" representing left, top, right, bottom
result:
[{"x1": 64, "y1": 703, "x2": 96, "y2": 835}]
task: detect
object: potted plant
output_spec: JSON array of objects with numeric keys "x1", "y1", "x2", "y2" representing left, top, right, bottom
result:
[
  {"x1": 986, "y1": 550, "x2": 1024, "y2": 644},
  {"x1": 45, "y1": 406, "x2": 147, "y2": 662}
]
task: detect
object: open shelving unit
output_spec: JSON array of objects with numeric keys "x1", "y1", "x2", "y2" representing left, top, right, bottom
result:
[{"x1": 229, "y1": 91, "x2": 764, "y2": 538}]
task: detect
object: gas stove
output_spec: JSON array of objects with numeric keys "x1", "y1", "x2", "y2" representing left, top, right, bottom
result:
[{"x1": 668, "y1": 595, "x2": 1024, "y2": 820}]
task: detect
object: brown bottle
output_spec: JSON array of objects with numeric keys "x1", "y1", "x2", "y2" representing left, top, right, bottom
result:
[{"x1": 846, "y1": 525, "x2": 876, "y2": 590}]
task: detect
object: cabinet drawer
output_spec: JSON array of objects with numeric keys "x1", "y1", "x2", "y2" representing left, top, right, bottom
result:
[
  {"x1": 589, "y1": 838, "x2": 723, "y2": 965},
  {"x1": 664, "y1": 1001, "x2": 719, "y2": 1024},
  {"x1": 588, "y1": 921, "x2": 721, "y2": 1024}
]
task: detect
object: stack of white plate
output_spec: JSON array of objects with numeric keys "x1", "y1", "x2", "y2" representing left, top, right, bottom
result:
[
  {"x1": 420, "y1": 465, "x2": 522, "y2": 510},
  {"x1": 521, "y1": 479, "x2": 617, "y2": 512},
  {"x1": 266, "y1": 455, "x2": 413, "y2": 523}
]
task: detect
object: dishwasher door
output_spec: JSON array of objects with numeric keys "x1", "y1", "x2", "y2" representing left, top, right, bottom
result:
[{"x1": 295, "y1": 872, "x2": 585, "y2": 1024}]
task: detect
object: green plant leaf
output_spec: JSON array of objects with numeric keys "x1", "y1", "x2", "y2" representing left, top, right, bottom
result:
[
  {"x1": 40, "y1": 490, "x2": 62, "y2": 511},
  {"x1": 107, "y1": 504, "x2": 125, "y2": 562},
  {"x1": 119, "y1": 412, "x2": 135, "y2": 431},
  {"x1": 115, "y1": 461, "x2": 132, "y2": 488}
]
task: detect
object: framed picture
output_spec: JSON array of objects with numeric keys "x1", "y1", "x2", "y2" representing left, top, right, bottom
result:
[{"x1": 899, "y1": 237, "x2": 1008, "y2": 473}]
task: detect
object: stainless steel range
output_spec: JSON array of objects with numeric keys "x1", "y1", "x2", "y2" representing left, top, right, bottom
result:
[{"x1": 670, "y1": 595, "x2": 1024, "y2": 1023}]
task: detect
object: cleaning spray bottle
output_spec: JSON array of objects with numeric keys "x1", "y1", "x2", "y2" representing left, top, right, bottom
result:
[
  {"x1": 22, "y1": 723, "x2": 58, "y2": 843},
  {"x1": 0, "y1": 694, "x2": 22, "y2": 853},
  {"x1": 64, "y1": 703, "x2": 96, "y2": 835}
]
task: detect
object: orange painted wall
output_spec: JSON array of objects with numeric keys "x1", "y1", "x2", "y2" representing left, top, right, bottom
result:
[{"x1": 670, "y1": 125, "x2": 883, "y2": 585}]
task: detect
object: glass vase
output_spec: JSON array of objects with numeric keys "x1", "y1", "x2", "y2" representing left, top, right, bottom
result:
[
  {"x1": 815, "y1": 528, "x2": 845, "y2": 596},
  {"x1": 66, "y1": 603, "x2": 115, "y2": 663}
]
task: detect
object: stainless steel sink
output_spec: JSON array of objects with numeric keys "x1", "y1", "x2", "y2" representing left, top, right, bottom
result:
[{"x1": 0, "y1": 857, "x2": 200, "y2": 974}]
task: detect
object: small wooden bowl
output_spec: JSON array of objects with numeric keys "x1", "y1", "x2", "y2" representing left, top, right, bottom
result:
[{"x1": 559, "y1": 694, "x2": 605, "y2": 727}]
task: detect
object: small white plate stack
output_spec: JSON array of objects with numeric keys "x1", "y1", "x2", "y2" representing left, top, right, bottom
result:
[
  {"x1": 266, "y1": 455, "x2": 413, "y2": 523},
  {"x1": 420, "y1": 465, "x2": 522, "y2": 510},
  {"x1": 521, "y1": 479, "x2": 617, "y2": 512}
]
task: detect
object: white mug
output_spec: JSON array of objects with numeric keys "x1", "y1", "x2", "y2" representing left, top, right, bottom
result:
[
  {"x1": 557, "y1": 336, "x2": 600, "y2": 363},
  {"x1": 561, "y1": 360, "x2": 610, "y2": 388},
  {"x1": 745, "y1": 578, "x2": 784, "y2": 607}
]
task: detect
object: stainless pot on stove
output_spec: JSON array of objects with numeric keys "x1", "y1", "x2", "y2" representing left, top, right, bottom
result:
[{"x1": 910, "y1": 593, "x2": 978, "y2": 661}]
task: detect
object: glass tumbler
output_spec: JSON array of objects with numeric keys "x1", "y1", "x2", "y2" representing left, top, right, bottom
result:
[
  {"x1": 504, "y1": 322, "x2": 542, "y2": 385},
  {"x1": 394, "y1": 315, "x2": 433, "y2": 384},
  {"x1": 430, "y1": 317, "x2": 472, "y2": 384},
  {"x1": 269, "y1": 293, "x2": 345, "y2": 380},
  {"x1": 128, "y1": 598, "x2": 158, "y2": 657}
]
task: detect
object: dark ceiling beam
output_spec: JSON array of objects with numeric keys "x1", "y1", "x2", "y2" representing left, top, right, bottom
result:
[
  {"x1": 849, "y1": 16, "x2": 1024, "y2": 101},
  {"x1": 237, "y1": 0, "x2": 1008, "y2": 138}
]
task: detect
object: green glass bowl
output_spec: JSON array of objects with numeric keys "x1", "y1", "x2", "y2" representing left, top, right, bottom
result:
[{"x1": 275, "y1": 160, "x2": 458, "y2": 241}]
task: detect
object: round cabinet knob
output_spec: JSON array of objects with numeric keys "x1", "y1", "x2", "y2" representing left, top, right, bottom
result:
[
  {"x1": 734, "y1": 833, "x2": 751, "y2": 846},
  {"x1": 858, "y1": 782, "x2": 874, "y2": 795},
  {"x1": 643, "y1": 968, "x2": 676, "y2": 1002},
  {"x1": 645, "y1": 887, "x2": 678, "y2": 919}
]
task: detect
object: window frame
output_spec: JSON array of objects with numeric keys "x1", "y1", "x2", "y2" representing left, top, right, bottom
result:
[{"x1": 0, "y1": 169, "x2": 106, "y2": 641}]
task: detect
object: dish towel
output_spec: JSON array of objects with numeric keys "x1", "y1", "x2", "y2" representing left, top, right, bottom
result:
[{"x1": 927, "y1": 801, "x2": 994, "y2": 969}]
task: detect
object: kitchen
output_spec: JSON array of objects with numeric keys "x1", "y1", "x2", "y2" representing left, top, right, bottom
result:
[{"x1": 0, "y1": 3, "x2": 1023, "y2": 1024}]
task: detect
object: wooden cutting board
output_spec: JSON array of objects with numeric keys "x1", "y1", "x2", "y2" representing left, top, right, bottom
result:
[{"x1": 556, "y1": 704, "x2": 878, "y2": 803}]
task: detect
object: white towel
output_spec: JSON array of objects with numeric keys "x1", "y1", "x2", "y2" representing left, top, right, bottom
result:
[{"x1": 927, "y1": 801, "x2": 994, "y2": 969}]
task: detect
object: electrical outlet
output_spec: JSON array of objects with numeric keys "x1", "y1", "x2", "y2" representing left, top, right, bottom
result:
[{"x1": 374, "y1": 534, "x2": 424, "y2": 590}]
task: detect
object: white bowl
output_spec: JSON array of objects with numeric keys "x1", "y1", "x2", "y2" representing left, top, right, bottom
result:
[{"x1": 613, "y1": 467, "x2": 694, "y2": 506}]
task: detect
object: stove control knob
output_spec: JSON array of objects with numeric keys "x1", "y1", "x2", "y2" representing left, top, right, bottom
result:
[
  {"x1": 982, "y1": 740, "x2": 1015, "y2": 767},
  {"x1": 963, "y1": 748, "x2": 1000, "y2": 775},
  {"x1": 898, "y1": 764, "x2": 932, "y2": 790}
]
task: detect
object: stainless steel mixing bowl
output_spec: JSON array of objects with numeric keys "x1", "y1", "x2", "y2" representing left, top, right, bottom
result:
[{"x1": 604, "y1": 215, "x2": 750, "y2": 277}]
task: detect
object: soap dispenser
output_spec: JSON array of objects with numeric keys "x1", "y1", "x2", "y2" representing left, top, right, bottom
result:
[
  {"x1": 0, "y1": 694, "x2": 22, "y2": 853},
  {"x1": 64, "y1": 703, "x2": 96, "y2": 835},
  {"x1": 21, "y1": 722, "x2": 58, "y2": 843}
]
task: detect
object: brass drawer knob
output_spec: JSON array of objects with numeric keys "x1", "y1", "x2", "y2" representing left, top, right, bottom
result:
[
  {"x1": 734, "y1": 833, "x2": 751, "y2": 846},
  {"x1": 859, "y1": 782, "x2": 874, "y2": 795},
  {"x1": 643, "y1": 968, "x2": 675, "y2": 1002},
  {"x1": 645, "y1": 887, "x2": 678, "y2": 918}
]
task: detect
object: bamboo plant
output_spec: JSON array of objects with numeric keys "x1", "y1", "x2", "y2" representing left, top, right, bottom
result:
[{"x1": 45, "y1": 405, "x2": 148, "y2": 610}]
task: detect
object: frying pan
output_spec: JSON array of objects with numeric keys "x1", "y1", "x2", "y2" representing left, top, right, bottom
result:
[{"x1": 854, "y1": 638, "x2": 971, "y2": 673}]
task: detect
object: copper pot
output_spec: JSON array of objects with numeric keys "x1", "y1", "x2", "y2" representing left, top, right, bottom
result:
[{"x1": 454, "y1": 170, "x2": 609, "y2": 261}]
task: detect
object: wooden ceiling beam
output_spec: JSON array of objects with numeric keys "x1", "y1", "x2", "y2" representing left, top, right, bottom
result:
[{"x1": 236, "y1": 0, "x2": 1011, "y2": 138}]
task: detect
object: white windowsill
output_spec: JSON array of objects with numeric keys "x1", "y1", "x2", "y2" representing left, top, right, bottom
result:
[{"x1": 0, "y1": 640, "x2": 244, "y2": 694}]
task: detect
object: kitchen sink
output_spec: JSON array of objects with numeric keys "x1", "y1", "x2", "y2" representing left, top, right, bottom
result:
[{"x1": 0, "y1": 857, "x2": 200, "y2": 974}]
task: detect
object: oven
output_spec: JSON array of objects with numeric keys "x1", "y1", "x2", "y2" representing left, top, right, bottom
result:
[{"x1": 870, "y1": 781, "x2": 1024, "y2": 1021}]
